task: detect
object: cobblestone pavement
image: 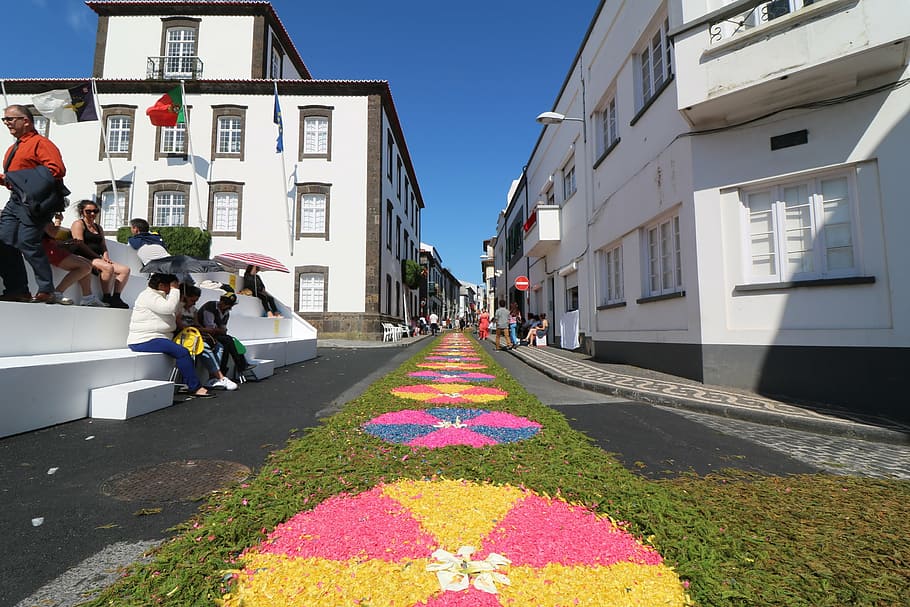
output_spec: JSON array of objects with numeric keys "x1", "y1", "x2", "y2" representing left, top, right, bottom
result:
[
  {"x1": 506, "y1": 344, "x2": 909, "y2": 444},
  {"x1": 665, "y1": 407, "x2": 910, "y2": 479},
  {"x1": 503, "y1": 342, "x2": 910, "y2": 479}
]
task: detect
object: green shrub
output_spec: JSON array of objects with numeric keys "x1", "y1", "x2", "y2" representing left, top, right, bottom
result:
[
  {"x1": 402, "y1": 259, "x2": 424, "y2": 289},
  {"x1": 116, "y1": 226, "x2": 212, "y2": 258}
]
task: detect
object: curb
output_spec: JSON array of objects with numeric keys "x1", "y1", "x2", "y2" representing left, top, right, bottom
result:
[{"x1": 509, "y1": 349, "x2": 910, "y2": 446}]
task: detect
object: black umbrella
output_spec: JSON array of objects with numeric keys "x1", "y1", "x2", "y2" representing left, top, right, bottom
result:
[{"x1": 140, "y1": 255, "x2": 224, "y2": 274}]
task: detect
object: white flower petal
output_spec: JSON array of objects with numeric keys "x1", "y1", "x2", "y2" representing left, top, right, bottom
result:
[{"x1": 473, "y1": 572, "x2": 499, "y2": 594}]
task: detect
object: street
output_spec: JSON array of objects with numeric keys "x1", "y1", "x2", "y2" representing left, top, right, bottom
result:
[{"x1": 3, "y1": 340, "x2": 907, "y2": 607}]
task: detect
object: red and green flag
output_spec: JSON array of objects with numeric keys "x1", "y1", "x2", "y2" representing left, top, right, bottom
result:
[{"x1": 146, "y1": 85, "x2": 185, "y2": 127}]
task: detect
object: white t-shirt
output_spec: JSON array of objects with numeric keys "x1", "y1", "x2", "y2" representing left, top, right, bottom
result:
[{"x1": 429, "y1": 313, "x2": 439, "y2": 325}]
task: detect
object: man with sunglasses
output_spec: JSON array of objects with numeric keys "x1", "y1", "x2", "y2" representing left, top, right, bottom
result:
[{"x1": 0, "y1": 105, "x2": 67, "y2": 303}]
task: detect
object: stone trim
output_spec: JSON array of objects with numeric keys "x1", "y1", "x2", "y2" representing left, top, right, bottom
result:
[
  {"x1": 294, "y1": 182, "x2": 331, "y2": 240},
  {"x1": 98, "y1": 105, "x2": 137, "y2": 161},
  {"x1": 298, "y1": 105, "x2": 333, "y2": 161},
  {"x1": 251, "y1": 15, "x2": 265, "y2": 79},
  {"x1": 364, "y1": 95, "x2": 383, "y2": 315},
  {"x1": 93, "y1": 15, "x2": 109, "y2": 78},
  {"x1": 210, "y1": 105, "x2": 247, "y2": 161},
  {"x1": 159, "y1": 17, "x2": 201, "y2": 59},
  {"x1": 153, "y1": 106, "x2": 191, "y2": 161},
  {"x1": 208, "y1": 180, "x2": 244, "y2": 239},
  {"x1": 147, "y1": 180, "x2": 192, "y2": 226},
  {"x1": 94, "y1": 180, "x2": 133, "y2": 228},
  {"x1": 294, "y1": 265, "x2": 329, "y2": 313}
]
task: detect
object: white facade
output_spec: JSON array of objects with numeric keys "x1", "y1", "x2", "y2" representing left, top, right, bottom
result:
[
  {"x1": 2, "y1": 1, "x2": 423, "y2": 338},
  {"x1": 502, "y1": 0, "x2": 910, "y2": 420}
]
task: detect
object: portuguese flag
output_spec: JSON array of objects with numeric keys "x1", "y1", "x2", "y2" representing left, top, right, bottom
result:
[{"x1": 146, "y1": 85, "x2": 185, "y2": 127}]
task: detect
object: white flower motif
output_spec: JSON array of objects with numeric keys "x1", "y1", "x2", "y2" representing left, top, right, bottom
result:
[
  {"x1": 432, "y1": 415, "x2": 467, "y2": 429},
  {"x1": 426, "y1": 546, "x2": 511, "y2": 594}
]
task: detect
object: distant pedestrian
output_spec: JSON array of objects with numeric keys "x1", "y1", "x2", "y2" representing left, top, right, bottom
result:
[
  {"x1": 429, "y1": 311, "x2": 439, "y2": 335},
  {"x1": 494, "y1": 299, "x2": 513, "y2": 350},
  {"x1": 477, "y1": 309, "x2": 490, "y2": 340},
  {"x1": 508, "y1": 302, "x2": 521, "y2": 348}
]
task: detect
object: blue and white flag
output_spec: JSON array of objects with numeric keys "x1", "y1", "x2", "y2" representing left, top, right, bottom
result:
[{"x1": 273, "y1": 90, "x2": 284, "y2": 153}]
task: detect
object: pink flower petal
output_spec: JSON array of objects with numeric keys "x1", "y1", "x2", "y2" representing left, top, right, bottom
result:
[
  {"x1": 408, "y1": 428, "x2": 500, "y2": 448},
  {"x1": 480, "y1": 494, "x2": 663, "y2": 567},
  {"x1": 467, "y1": 411, "x2": 541, "y2": 429},
  {"x1": 368, "y1": 410, "x2": 441, "y2": 425}
]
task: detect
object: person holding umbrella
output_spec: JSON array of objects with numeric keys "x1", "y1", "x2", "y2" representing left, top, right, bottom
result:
[{"x1": 242, "y1": 264, "x2": 281, "y2": 318}]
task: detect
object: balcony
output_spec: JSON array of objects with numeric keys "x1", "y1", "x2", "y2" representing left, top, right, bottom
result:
[
  {"x1": 673, "y1": 0, "x2": 908, "y2": 126},
  {"x1": 147, "y1": 56, "x2": 204, "y2": 80},
  {"x1": 522, "y1": 205, "x2": 561, "y2": 258}
]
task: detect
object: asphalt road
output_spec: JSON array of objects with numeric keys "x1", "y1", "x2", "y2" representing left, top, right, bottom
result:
[
  {"x1": 2, "y1": 340, "x2": 818, "y2": 607},
  {"x1": 0, "y1": 346, "x2": 417, "y2": 607}
]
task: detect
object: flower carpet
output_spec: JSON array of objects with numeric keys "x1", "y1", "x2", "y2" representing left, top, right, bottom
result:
[
  {"x1": 218, "y1": 333, "x2": 690, "y2": 606},
  {"x1": 221, "y1": 479, "x2": 688, "y2": 607}
]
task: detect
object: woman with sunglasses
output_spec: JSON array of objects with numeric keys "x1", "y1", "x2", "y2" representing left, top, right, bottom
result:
[{"x1": 69, "y1": 199, "x2": 131, "y2": 308}]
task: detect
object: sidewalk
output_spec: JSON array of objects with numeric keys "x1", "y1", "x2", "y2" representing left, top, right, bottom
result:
[{"x1": 498, "y1": 342, "x2": 910, "y2": 445}]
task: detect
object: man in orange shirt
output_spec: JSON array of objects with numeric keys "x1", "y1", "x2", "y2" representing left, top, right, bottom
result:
[{"x1": 0, "y1": 105, "x2": 67, "y2": 303}]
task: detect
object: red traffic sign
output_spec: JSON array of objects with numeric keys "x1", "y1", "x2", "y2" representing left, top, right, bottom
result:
[{"x1": 514, "y1": 275, "x2": 530, "y2": 291}]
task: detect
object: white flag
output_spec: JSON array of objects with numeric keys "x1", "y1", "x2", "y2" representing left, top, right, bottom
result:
[{"x1": 31, "y1": 83, "x2": 97, "y2": 125}]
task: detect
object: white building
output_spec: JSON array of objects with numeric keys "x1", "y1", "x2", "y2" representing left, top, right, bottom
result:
[
  {"x1": 2, "y1": 0, "x2": 423, "y2": 339},
  {"x1": 501, "y1": 0, "x2": 909, "y2": 421}
]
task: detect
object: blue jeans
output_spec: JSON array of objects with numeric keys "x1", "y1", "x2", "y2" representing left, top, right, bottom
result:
[
  {"x1": 129, "y1": 338, "x2": 201, "y2": 391},
  {"x1": 509, "y1": 322, "x2": 518, "y2": 345}
]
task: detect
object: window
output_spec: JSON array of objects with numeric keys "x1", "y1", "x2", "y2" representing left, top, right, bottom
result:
[
  {"x1": 743, "y1": 171, "x2": 856, "y2": 283},
  {"x1": 396, "y1": 281, "x2": 401, "y2": 316},
  {"x1": 386, "y1": 201, "x2": 393, "y2": 250},
  {"x1": 644, "y1": 215, "x2": 682, "y2": 296},
  {"x1": 159, "y1": 125, "x2": 186, "y2": 155},
  {"x1": 386, "y1": 274, "x2": 392, "y2": 314},
  {"x1": 597, "y1": 244, "x2": 624, "y2": 305},
  {"x1": 217, "y1": 117, "x2": 241, "y2": 154},
  {"x1": 148, "y1": 181, "x2": 190, "y2": 226},
  {"x1": 396, "y1": 217, "x2": 402, "y2": 260},
  {"x1": 296, "y1": 183, "x2": 330, "y2": 239},
  {"x1": 637, "y1": 17, "x2": 672, "y2": 109},
  {"x1": 297, "y1": 271, "x2": 326, "y2": 312},
  {"x1": 97, "y1": 185, "x2": 129, "y2": 231},
  {"x1": 33, "y1": 114, "x2": 49, "y2": 138},
  {"x1": 164, "y1": 26, "x2": 197, "y2": 78},
  {"x1": 211, "y1": 106, "x2": 246, "y2": 159},
  {"x1": 99, "y1": 105, "x2": 136, "y2": 160},
  {"x1": 712, "y1": 1, "x2": 816, "y2": 42},
  {"x1": 566, "y1": 286, "x2": 579, "y2": 311},
  {"x1": 270, "y1": 41, "x2": 283, "y2": 79},
  {"x1": 153, "y1": 191, "x2": 187, "y2": 226},
  {"x1": 598, "y1": 96, "x2": 618, "y2": 156},
  {"x1": 563, "y1": 163, "x2": 577, "y2": 200},
  {"x1": 299, "y1": 106, "x2": 333, "y2": 160},
  {"x1": 396, "y1": 157, "x2": 403, "y2": 199},
  {"x1": 209, "y1": 183, "x2": 242, "y2": 236},
  {"x1": 386, "y1": 131, "x2": 394, "y2": 180},
  {"x1": 300, "y1": 194, "x2": 326, "y2": 233}
]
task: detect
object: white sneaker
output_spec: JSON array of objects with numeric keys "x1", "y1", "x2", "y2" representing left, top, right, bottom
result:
[
  {"x1": 205, "y1": 377, "x2": 220, "y2": 388},
  {"x1": 80, "y1": 295, "x2": 107, "y2": 307},
  {"x1": 53, "y1": 292, "x2": 74, "y2": 305},
  {"x1": 216, "y1": 377, "x2": 238, "y2": 391}
]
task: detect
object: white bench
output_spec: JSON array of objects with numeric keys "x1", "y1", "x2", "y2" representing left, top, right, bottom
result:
[{"x1": 90, "y1": 379, "x2": 175, "y2": 420}]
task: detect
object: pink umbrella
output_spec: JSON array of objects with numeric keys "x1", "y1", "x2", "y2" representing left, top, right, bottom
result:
[{"x1": 213, "y1": 252, "x2": 290, "y2": 273}]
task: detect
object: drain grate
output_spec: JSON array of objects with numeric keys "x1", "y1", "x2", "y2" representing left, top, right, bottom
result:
[{"x1": 101, "y1": 460, "x2": 251, "y2": 502}]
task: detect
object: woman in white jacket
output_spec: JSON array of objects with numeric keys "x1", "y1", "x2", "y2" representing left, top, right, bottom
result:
[{"x1": 127, "y1": 273, "x2": 213, "y2": 398}]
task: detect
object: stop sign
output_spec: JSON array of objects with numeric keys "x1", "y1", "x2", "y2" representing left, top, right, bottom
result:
[{"x1": 514, "y1": 275, "x2": 530, "y2": 291}]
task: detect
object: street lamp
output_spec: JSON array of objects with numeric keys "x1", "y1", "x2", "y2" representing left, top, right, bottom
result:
[{"x1": 536, "y1": 111, "x2": 584, "y2": 128}]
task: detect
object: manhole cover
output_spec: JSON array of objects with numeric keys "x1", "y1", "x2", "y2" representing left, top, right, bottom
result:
[{"x1": 101, "y1": 460, "x2": 251, "y2": 502}]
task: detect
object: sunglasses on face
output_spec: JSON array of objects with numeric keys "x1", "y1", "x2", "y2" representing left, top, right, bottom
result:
[
  {"x1": 83, "y1": 209, "x2": 99, "y2": 215},
  {"x1": 1, "y1": 116, "x2": 26, "y2": 124}
]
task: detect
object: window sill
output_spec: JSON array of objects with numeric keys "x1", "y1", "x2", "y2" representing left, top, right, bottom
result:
[
  {"x1": 636, "y1": 290, "x2": 685, "y2": 304},
  {"x1": 629, "y1": 75, "x2": 674, "y2": 127},
  {"x1": 597, "y1": 301, "x2": 627, "y2": 310},
  {"x1": 733, "y1": 275, "x2": 875, "y2": 294},
  {"x1": 592, "y1": 137, "x2": 621, "y2": 170}
]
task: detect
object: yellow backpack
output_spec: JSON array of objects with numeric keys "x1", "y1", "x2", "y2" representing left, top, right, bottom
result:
[{"x1": 173, "y1": 327, "x2": 205, "y2": 356}]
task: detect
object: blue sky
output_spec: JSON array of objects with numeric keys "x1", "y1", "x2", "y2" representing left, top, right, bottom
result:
[{"x1": 11, "y1": 0, "x2": 599, "y2": 284}]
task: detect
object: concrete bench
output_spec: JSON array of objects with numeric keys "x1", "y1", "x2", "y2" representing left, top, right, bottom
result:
[{"x1": 90, "y1": 379, "x2": 175, "y2": 420}]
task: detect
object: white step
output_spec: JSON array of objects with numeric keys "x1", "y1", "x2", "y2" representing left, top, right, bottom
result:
[{"x1": 90, "y1": 379, "x2": 175, "y2": 420}]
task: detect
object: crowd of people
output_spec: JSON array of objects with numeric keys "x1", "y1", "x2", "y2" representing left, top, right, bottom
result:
[
  {"x1": 127, "y1": 274, "x2": 259, "y2": 398},
  {"x1": 490, "y1": 299, "x2": 548, "y2": 351}
]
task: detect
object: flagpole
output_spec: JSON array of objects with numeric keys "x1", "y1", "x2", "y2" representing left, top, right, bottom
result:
[
  {"x1": 180, "y1": 80, "x2": 206, "y2": 230},
  {"x1": 91, "y1": 79, "x2": 120, "y2": 216},
  {"x1": 274, "y1": 80, "x2": 293, "y2": 256},
  {"x1": 0, "y1": 80, "x2": 8, "y2": 108}
]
